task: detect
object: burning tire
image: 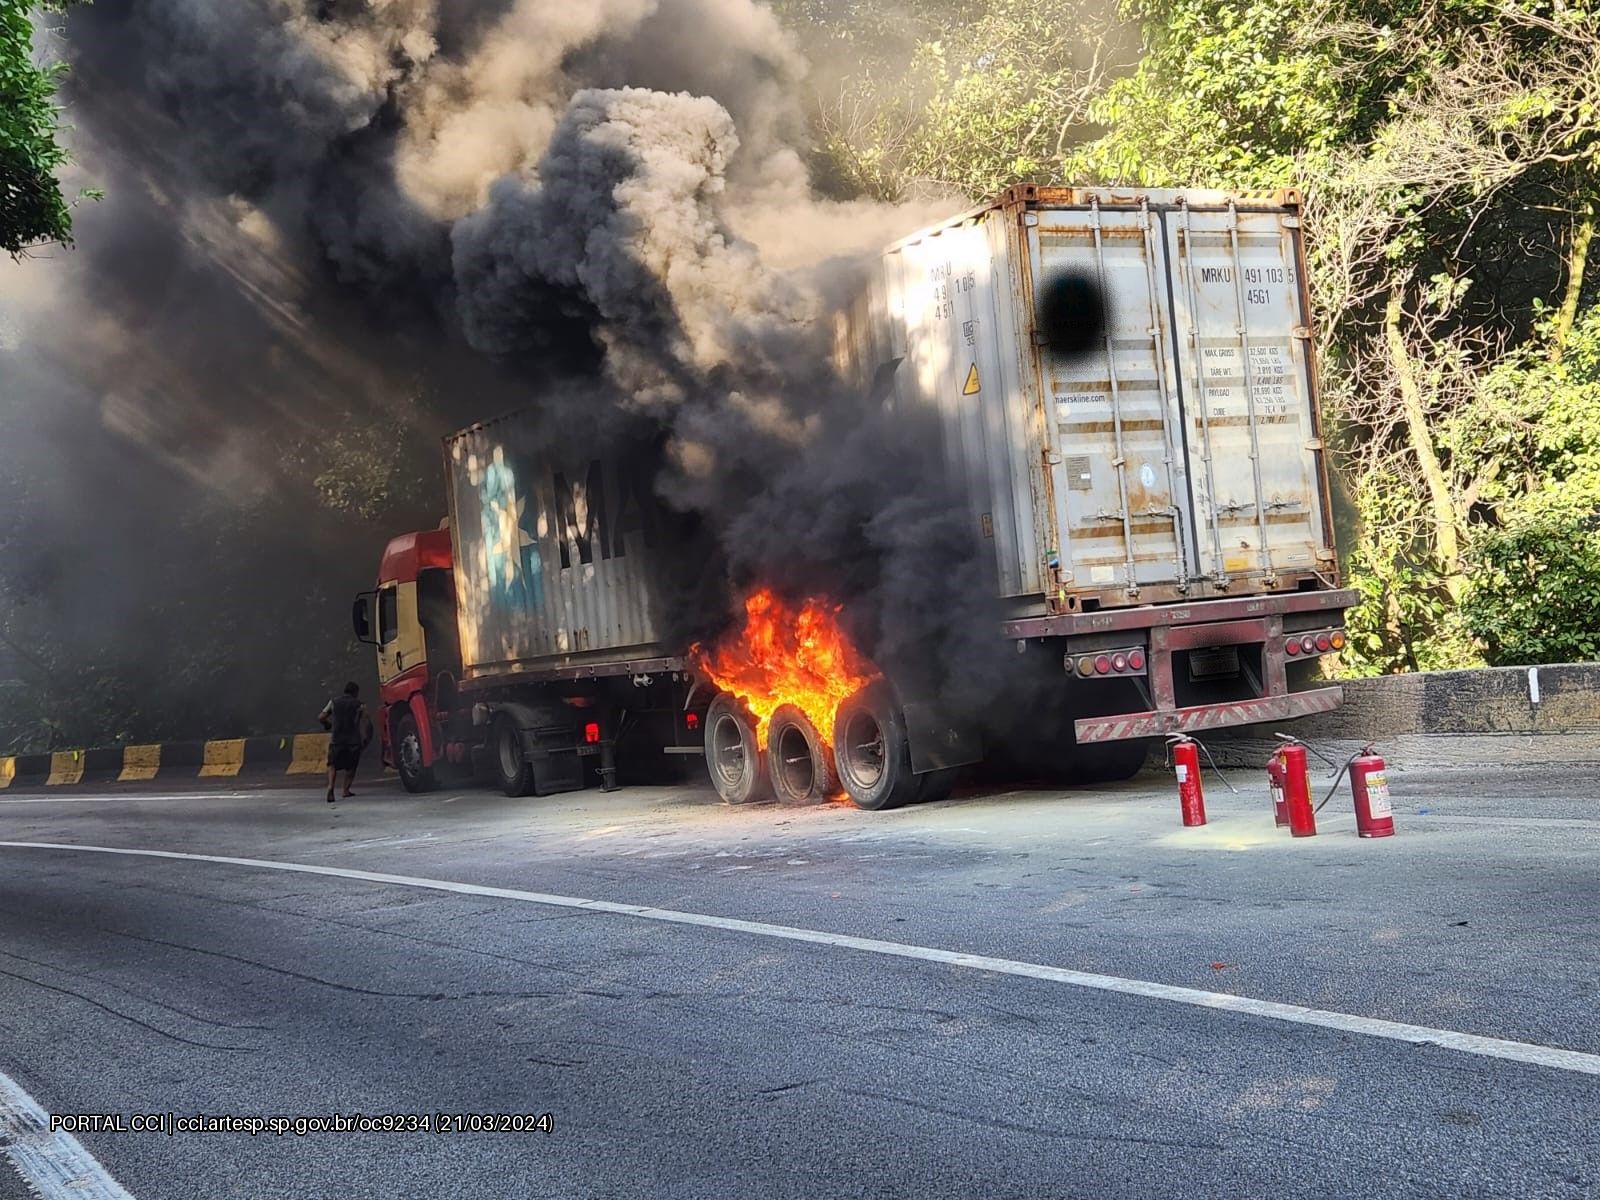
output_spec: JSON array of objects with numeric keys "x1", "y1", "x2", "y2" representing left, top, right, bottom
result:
[
  {"x1": 832, "y1": 683, "x2": 919, "y2": 811},
  {"x1": 395, "y1": 711, "x2": 437, "y2": 794},
  {"x1": 767, "y1": 705, "x2": 836, "y2": 807},
  {"x1": 704, "y1": 692, "x2": 769, "y2": 805}
]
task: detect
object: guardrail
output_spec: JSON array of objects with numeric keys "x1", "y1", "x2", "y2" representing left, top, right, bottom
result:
[
  {"x1": 0, "y1": 734, "x2": 335, "y2": 789},
  {"x1": 1208, "y1": 663, "x2": 1600, "y2": 768}
]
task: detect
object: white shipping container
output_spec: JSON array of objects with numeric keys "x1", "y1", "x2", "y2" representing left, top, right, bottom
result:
[
  {"x1": 834, "y1": 185, "x2": 1339, "y2": 619},
  {"x1": 444, "y1": 414, "x2": 675, "y2": 680}
]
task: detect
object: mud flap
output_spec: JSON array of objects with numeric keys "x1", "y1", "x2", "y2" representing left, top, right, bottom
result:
[{"x1": 902, "y1": 701, "x2": 983, "y2": 775}]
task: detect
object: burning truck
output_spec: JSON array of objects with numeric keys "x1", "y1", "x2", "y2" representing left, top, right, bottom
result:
[{"x1": 353, "y1": 186, "x2": 1354, "y2": 810}]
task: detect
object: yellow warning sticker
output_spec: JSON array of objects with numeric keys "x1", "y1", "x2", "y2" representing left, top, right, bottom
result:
[{"x1": 962, "y1": 363, "x2": 981, "y2": 395}]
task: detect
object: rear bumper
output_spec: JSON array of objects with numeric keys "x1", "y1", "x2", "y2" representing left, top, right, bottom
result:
[
  {"x1": 1074, "y1": 686, "x2": 1343, "y2": 743},
  {"x1": 1005, "y1": 588, "x2": 1357, "y2": 640}
]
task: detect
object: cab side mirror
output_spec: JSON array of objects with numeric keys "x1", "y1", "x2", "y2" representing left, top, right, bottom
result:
[{"x1": 352, "y1": 593, "x2": 377, "y2": 645}]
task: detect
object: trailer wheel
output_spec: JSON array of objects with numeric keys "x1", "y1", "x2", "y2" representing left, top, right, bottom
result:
[
  {"x1": 832, "y1": 683, "x2": 919, "y2": 811},
  {"x1": 767, "y1": 705, "x2": 836, "y2": 807},
  {"x1": 1070, "y1": 739, "x2": 1151, "y2": 784},
  {"x1": 494, "y1": 714, "x2": 534, "y2": 797},
  {"x1": 705, "y1": 693, "x2": 768, "y2": 805},
  {"x1": 395, "y1": 711, "x2": 436, "y2": 794}
]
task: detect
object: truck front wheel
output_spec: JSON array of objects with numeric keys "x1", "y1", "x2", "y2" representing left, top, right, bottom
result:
[
  {"x1": 704, "y1": 693, "x2": 769, "y2": 805},
  {"x1": 494, "y1": 715, "x2": 535, "y2": 797},
  {"x1": 832, "y1": 684, "x2": 919, "y2": 811},
  {"x1": 395, "y1": 711, "x2": 437, "y2": 794}
]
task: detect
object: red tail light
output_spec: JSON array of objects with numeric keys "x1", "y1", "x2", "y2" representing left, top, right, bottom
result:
[
  {"x1": 1286, "y1": 640, "x2": 1301, "y2": 656},
  {"x1": 1315, "y1": 633, "x2": 1332, "y2": 652},
  {"x1": 686, "y1": 712, "x2": 700, "y2": 731},
  {"x1": 1129, "y1": 650, "x2": 1146, "y2": 671},
  {"x1": 1094, "y1": 655, "x2": 1112, "y2": 675},
  {"x1": 584, "y1": 722, "x2": 601, "y2": 744}
]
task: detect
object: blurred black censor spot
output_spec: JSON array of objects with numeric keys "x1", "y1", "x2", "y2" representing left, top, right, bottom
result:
[{"x1": 1038, "y1": 272, "x2": 1108, "y2": 359}]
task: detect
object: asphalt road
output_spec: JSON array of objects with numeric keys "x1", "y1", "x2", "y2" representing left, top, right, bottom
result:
[{"x1": 1, "y1": 764, "x2": 1597, "y2": 1199}]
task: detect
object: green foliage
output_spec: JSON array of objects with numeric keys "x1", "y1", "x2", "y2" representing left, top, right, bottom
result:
[
  {"x1": 1457, "y1": 309, "x2": 1600, "y2": 663},
  {"x1": 1065, "y1": 0, "x2": 1344, "y2": 188},
  {"x1": 0, "y1": 0, "x2": 91, "y2": 257}
]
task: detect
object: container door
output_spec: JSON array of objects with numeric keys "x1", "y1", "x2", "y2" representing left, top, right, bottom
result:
[
  {"x1": 1163, "y1": 202, "x2": 1329, "y2": 585},
  {"x1": 1027, "y1": 201, "x2": 1192, "y2": 598}
]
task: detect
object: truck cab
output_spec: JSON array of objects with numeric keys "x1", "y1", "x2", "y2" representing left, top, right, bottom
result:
[{"x1": 352, "y1": 527, "x2": 459, "y2": 789}]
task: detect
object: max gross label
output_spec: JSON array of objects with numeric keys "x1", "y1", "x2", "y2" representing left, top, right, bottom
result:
[{"x1": 49, "y1": 1112, "x2": 556, "y2": 1136}]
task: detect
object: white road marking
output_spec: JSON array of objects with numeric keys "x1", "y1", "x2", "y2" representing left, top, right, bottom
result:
[
  {"x1": 0, "y1": 793, "x2": 259, "y2": 806},
  {"x1": 5, "y1": 841, "x2": 1600, "y2": 1078},
  {"x1": 0, "y1": 1068, "x2": 135, "y2": 1200}
]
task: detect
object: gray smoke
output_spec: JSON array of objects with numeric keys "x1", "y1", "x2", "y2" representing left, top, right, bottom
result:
[{"x1": 3, "y1": 0, "x2": 1041, "y2": 749}]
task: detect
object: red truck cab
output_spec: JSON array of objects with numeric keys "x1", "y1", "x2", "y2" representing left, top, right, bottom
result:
[{"x1": 352, "y1": 527, "x2": 458, "y2": 789}]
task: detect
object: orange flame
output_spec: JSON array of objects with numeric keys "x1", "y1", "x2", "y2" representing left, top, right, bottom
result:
[{"x1": 694, "y1": 588, "x2": 874, "y2": 749}]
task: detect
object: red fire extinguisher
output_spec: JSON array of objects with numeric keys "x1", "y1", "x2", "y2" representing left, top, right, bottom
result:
[
  {"x1": 1169, "y1": 735, "x2": 1206, "y2": 827},
  {"x1": 1266, "y1": 751, "x2": 1289, "y2": 827},
  {"x1": 1274, "y1": 738, "x2": 1316, "y2": 837},
  {"x1": 1348, "y1": 745, "x2": 1395, "y2": 838}
]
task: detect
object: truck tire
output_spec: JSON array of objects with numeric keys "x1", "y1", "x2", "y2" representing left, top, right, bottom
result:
[
  {"x1": 914, "y1": 767, "x2": 958, "y2": 805},
  {"x1": 395, "y1": 711, "x2": 437, "y2": 794},
  {"x1": 493, "y1": 714, "x2": 535, "y2": 797},
  {"x1": 767, "y1": 705, "x2": 836, "y2": 807},
  {"x1": 705, "y1": 693, "x2": 768, "y2": 805},
  {"x1": 832, "y1": 683, "x2": 919, "y2": 811},
  {"x1": 1070, "y1": 739, "x2": 1151, "y2": 784}
]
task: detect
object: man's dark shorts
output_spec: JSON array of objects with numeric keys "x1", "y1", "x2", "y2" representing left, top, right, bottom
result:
[{"x1": 328, "y1": 741, "x2": 362, "y2": 772}]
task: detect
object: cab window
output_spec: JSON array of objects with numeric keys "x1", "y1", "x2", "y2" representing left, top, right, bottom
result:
[{"x1": 378, "y1": 587, "x2": 399, "y2": 645}]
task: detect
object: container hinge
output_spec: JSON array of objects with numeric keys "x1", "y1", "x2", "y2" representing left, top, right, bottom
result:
[
  {"x1": 1094, "y1": 509, "x2": 1127, "y2": 522},
  {"x1": 1023, "y1": 212, "x2": 1040, "y2": 227},
  {"x1": 1282, "y1": 216, "x2": 1302, "y2": 228},
  {"x1": 1292, "y1": 325, "x2": 1313, "y2": 340},
  {"x1": 1305, "y1": 438, "x2": 1324, "y2": 451}
]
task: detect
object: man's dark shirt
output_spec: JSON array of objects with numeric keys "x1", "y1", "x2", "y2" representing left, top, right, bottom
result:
[{"x1": 324, "y1": 695, "x2": 365, "y2": 746}]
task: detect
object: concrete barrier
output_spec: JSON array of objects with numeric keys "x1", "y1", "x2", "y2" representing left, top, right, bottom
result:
[
  {"x1": 1208, "y1": 663, "x2": 1600, "y2": 769},
  {"x1": 0, "y1": 733, "x2": 338, "y2": 791}
]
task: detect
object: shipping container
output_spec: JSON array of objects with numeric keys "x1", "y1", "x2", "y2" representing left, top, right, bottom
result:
[
  {"x1": 833, "y1": 184, "x2": 1339, "y2": 618},
  {"x1": 443, "y1": 413, "x2": 677, "y2": 682}
]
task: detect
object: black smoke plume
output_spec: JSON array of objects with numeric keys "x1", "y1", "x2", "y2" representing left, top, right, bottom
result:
[{"x1": 1, "y1": 0, "x2": 1083, "y2": 752}]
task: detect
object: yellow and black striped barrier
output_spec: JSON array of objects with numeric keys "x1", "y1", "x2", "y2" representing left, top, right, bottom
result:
[{"x1": 0, "y1": 733, "x2": 342, "y2": 790}]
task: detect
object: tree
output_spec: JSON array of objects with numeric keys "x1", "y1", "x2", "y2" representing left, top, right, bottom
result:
[
  {"x1": 779, "y1": 0, "x2": 1600, "y2": 673},
  {"x1": 1, "y1": 0, "x2": 88, "y2": 256}
]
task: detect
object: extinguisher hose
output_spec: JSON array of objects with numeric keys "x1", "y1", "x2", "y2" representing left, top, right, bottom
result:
[
  {"x1": 1193, "y1": 737, "x2": 1238, "y2": 795},
  {"x1": 1316, "y1": 743, "x2": 1376, "y2": 813},
  {"x1": 1163, "y1": 736, "x2": 1238, "y2": 794}
]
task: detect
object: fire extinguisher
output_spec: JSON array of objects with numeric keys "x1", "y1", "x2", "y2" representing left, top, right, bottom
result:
[
  {"x1": 1343, "y1": 744, "x2": 1395, "y2": 838},
  {"x1": 1168, "y1": 735, "x2": 1206, "y2": 827},
  {"x1": 1266, "y1": 751, "x2": 1289, "y2": 827},
  {"x1": 1273, "y1": 736, "x2": 1317, "y2": 837}
]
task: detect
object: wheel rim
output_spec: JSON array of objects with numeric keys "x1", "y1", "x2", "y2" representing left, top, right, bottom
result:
[
  {"x1": 775, "y1": 724, "x2": 815, "y2": 799},
  {"x1": 498, "y1": 724, "x2": 520, "y2": 781},
  {"x1": 841, "y1": 711, "x2": 885, "y2": 790},
  {"x1": 710, "y1": 713, "x2": 749, "y2": 792},
  {"x1": 400, "y1": 732, "x2": 423, "y2": 778}
]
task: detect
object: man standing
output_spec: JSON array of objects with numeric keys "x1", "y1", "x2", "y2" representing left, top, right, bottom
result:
[{"x1": 319, "y1": 682, "x2": 373, "y2": 803}]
